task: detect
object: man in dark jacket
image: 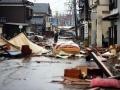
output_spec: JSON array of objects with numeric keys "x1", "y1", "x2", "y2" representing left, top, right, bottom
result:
[{"x1": 54, "y1": 31, "x2": 58, "y2": 43}]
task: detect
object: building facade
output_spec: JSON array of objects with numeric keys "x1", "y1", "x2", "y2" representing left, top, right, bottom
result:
[
  {"x1": 103, "y1": 0, "x2": 119, "y2": 45},
  {"x1": 31, "y1": 3, "x2": 51, "y2": 35},
  {"x1": 0, "y1": 0, "x2": 33, "y2": 39},
  {"x1": 89, "y1": 0, "x2": 111, "y2": 47}
]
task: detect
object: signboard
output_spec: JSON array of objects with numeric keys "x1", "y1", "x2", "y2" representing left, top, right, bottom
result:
[{"x1": 83, "y1": 21, "x2": 88, "y2": 38}]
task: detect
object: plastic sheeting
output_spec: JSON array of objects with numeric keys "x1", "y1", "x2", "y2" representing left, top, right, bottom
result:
[
  {"x1": 53, "y1": 41, "x2": 80, "y2": 55},
  {"x1": 8, "y1": 33, "x2": 48, "y2": 54}
]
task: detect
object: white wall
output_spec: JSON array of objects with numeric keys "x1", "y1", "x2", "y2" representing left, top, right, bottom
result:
[
  {"x1": 89, "y1": 0, "x2": 110, "y2": 47},
  {"x1": 0, "y1": 27, "x2": 2, "y2": 35},
  {"x1": 96, "y1": 5, "x2": 110, "y2": 47},
  {"x1": 99, "y1": 0, "x2": 109, "y2": 5}
]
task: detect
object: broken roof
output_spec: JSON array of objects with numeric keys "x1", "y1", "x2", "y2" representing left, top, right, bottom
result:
[{"x1": 8, "y1": 33, "x2": 48, "y2": 54}]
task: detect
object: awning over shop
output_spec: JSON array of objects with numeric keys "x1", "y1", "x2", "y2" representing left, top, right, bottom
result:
[
  {"x1": 5, "y1": 22, "x2": 28, "y2": 26},
  {"x1": 102, "y1": 13, "x2": 119, "y2": 20}
]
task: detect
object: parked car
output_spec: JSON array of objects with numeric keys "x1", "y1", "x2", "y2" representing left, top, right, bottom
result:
[
  {"x1": 59, "y1": 30, "x2": 75, "y2": 39},
  {"x1": 26, "y1": 32, "x2": 35, "y2": 39}
]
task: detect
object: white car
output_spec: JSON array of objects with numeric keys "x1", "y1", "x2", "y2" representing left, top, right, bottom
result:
[{"x1": 26, "y1": 32, "x2": 35, "y2": 39}]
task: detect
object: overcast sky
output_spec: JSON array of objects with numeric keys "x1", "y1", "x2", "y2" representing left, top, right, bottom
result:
[{"x1": 28, "y1": 0, "x2": 66, "y2": 15}]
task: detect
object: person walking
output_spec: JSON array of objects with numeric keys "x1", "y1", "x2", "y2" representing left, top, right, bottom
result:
[{"x1": 54, "y1": 28, "x2": 59, "y2": 43}]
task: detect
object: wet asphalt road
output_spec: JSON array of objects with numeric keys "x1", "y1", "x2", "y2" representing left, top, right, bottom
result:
[{"x1": 0, "y1": 56, "x2": 98, "y2": 90}]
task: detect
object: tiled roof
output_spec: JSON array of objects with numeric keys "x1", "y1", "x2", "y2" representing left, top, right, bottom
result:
[
  {"x1": 32, "y1": 3, "x2": 51, "y2": 15},
  {"x1": 0, "y1": 0, "x2": 24, "y2": 3},
  {"x1": 0, "y1": 0, "x2": 33, "y2": 5}
]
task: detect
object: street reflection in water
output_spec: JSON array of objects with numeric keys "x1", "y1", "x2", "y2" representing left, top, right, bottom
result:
[{"x1": 0, "y1": 56, "x2": 93, "y2": 90}]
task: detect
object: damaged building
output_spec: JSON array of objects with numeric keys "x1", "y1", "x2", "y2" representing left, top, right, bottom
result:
[{"x1": 0, "y1": 0, "x2": 33, "y2": 39}]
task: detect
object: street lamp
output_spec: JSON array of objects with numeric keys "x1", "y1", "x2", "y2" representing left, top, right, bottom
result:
[{"x1": 19, "y1": 25, "x2": 23, "y2": 32}]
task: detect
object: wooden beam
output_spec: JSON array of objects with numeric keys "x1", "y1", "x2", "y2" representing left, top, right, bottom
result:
[{"x1": 91, "y1": 52, "x2": 113, "y2": 77}]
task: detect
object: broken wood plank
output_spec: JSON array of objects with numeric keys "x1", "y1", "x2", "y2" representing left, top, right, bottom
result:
[{"x1": 91, "y1": 52, "x2": 113, "y2": 77}]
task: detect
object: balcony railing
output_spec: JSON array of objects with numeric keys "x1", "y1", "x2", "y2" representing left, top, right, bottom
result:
[{"x1": 0, "y1": 17, "x2": 7, "y2": 23}]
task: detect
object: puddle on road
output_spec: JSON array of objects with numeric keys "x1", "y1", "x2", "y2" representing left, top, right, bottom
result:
[{"x1": 0, "y1": 56, "x2": 90, "y2": 90}]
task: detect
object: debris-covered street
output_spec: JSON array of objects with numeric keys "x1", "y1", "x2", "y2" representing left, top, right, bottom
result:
[
  {"x1": 0, "y1": 32, "x2": 120, "y2": 90},
  {"x1": 1, "y1": 0, "x2": 120, "y2": 90},
  {"x1": 0, "y1": 56, "x2": 97, "y2": 90}
]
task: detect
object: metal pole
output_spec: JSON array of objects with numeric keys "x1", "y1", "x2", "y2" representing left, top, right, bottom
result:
[
  {"x1": 73, "y1": 0, "x2": 78, "y2": 38},
  {"x1": 84, "y1": 0, "x2": 89, "y2": 46},
  {"x1": 78, "y1": 0, "x2": 81, "y2": 40}
]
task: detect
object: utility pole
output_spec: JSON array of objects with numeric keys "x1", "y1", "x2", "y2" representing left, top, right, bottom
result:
[
  {"x1": 55, "y1": 11, "x2": 59, "y2": 27},
  {"x1": 73, "y1": 0, "x2": 78, "y2": 39},
  {"x1": 83, "y1": 0, "x2": 89, "y2": 46}
]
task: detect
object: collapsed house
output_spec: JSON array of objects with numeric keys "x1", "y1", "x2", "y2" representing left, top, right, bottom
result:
[
  {"x1": 0, "y1": 33, "x2": 48, "y2": 58},
  {"x1": 8, "y1": 33, "x2": 48, "y2": 54}
]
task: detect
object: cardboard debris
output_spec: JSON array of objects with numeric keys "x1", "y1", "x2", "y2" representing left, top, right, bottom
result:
[
  {"x1": 102, "y1": 52, "x2": 114, "y2": 57},
  {"x1": 0, "y1": 37, "x2": 19, "y2": 51},
  {"x1": 64, "y1": 66, "x2": 103, "y2": 80},
  {"x1": 8, "y1": 33, "x2": 48, "y2": 54},
  {"x1": 0, "y1": 37, "x2": 7, "y2": 46},
  {"x1": 76, "y1": 66, "x2": 88, "y2": 77},
  {"x1": 64, "y1": 68, "x2": 81, "y2": 79}
]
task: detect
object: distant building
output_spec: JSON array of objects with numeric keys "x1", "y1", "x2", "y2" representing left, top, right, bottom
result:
[
  {"x1": 31, "y1": 3, "x2": 51, "y2": 35},
  {"x1": 0, "y1": 0, "x2": 33, "y2": 39}
]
